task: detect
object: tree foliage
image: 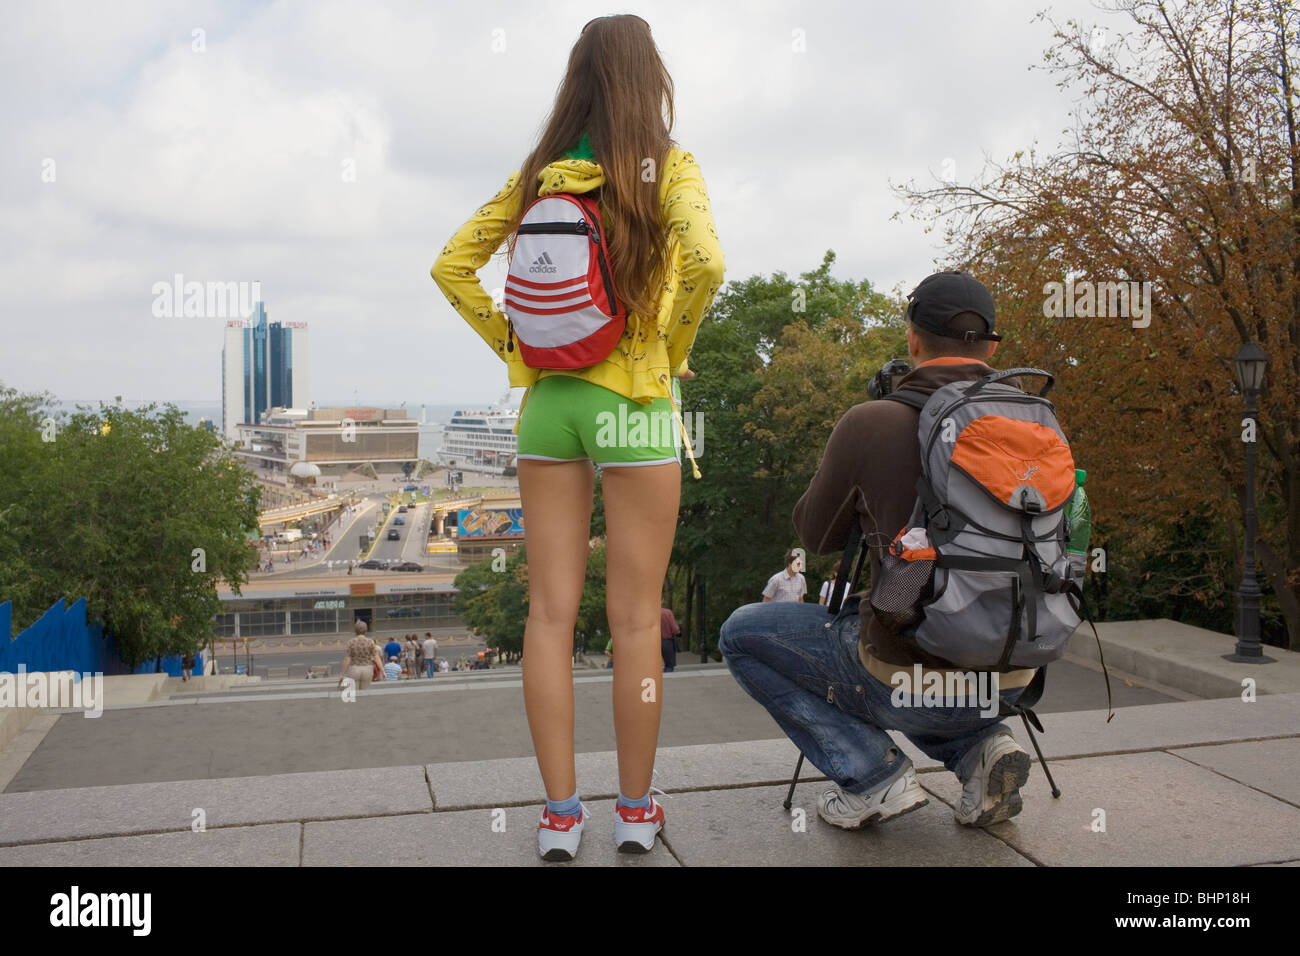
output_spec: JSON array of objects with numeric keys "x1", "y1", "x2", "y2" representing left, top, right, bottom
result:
[
  {"x1": 896, "y1": 0, "x2": 1300, "y2": 647},
  {"x1": 453, "y1": 541, "x2": 610, "y2": 655},
  {"x1": 453, "y1": 548, "x2": 528, "y2": 654},
  {"x1": 671, "y1": 252, "x2": 905, "y2": 648},
  {"x1": 0, "y1": 385, "x2": 261, "y2": 665}
]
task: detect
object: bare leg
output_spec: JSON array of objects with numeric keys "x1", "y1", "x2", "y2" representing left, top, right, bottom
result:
[
  {"x1": 518, "y1": 458, "x2": 594, "y2": 801},
  {"x1": 602, "y1": 462, "x2": 681, "y2": 798}
]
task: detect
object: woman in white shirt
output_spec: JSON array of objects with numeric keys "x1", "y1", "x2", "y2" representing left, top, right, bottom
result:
[{"x1": 818, "y1": 560, "x2": 843, "y2": 606}]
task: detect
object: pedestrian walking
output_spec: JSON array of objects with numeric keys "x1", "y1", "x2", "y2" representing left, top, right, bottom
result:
[
  {"x1": 340, "y1": 619, "x2": 383, "y2": 691},
  {"x1": 762, "y1": 549, "x2": 807, "y2": 603},
  {"x1": 384, "y1": 635, "x2": 403, "y2": 663},
  {"x1": 818, "y1": 560, "x2": 843, "y2": 606},
  {"x1": 422, "y1": 633, "x2": 439, "y2": 678},
  {"x1": 660, "y1": 601, "x2": 680, "y2": 673},
  {"x1": 406, "y1": 634, "x2": 422, "y2": 680}
]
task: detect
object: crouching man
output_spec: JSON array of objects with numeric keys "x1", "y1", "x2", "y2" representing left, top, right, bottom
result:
[{"x1": 719, "y1": 271, "x2": 1036, "y2": 830}]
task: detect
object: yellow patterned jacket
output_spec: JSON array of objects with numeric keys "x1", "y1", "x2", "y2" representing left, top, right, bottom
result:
[{"x1": 431, "y1": 147, "x2": 725, "y2": 477}]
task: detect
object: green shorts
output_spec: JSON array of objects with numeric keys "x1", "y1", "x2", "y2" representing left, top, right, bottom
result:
[{"x1": 516, "y1": 374, "x2": 681, "y2": 467}]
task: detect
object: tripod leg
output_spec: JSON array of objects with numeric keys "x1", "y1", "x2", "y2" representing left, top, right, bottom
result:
[
  {"x1": 783, "y1": 753, "x2": 805, "y2": 810},
  {"x1": 1019, "y1": 713, "x2": 1061, "y2": 798}
]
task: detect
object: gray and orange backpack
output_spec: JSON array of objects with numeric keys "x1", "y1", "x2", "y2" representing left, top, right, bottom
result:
[
  {"x1": 874, "y1": 367, "x2": 1083, "y2": 670},
  {"x1": 834, "y1": 366, "x2": 1112, "y2": 796}
]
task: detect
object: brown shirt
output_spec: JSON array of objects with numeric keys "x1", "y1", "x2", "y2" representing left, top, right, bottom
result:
[
  {"x1": 792, "y1": 358, "x2": 1010, "y2": 667},
  {"x1": 346, "y1": 636, "x2": 376, "y2": 666}
]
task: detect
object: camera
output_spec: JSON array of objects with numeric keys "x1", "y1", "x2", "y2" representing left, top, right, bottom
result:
[{"x1": 868, "y1": 359, "x2": 912, "y2": 400}]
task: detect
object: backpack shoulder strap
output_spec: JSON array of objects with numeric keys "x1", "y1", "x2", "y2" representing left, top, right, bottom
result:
[
  {"x1": 880, "y1": 388, "x2": 928, "y2": 412},
  {"x1": 967, "y1": 367, "x2": 1056, "y2": 398},
  {"x1": 827, "y1": 522, "x2": 865, "y2": 615}
]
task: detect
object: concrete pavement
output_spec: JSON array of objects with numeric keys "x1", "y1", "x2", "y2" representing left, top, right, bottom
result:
[
  {"x1": 1, "y1": 692, "x2": 1298, "y2": 866},
  {"x1": 1, "y1": 657, "x2": 1169, "y2": 792},
  {"x1": 2, "y1": 618, "x2": 1298, "y2": 867}
]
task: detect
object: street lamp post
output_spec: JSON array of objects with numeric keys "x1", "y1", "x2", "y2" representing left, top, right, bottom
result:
[{"x1": 1227, "y1": 342, "x2": 1275, "y2": 664}]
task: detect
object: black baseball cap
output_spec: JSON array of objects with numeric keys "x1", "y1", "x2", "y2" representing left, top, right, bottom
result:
[{"x1": 904, "y1": 270, "x2": 1001, "y2": 343}]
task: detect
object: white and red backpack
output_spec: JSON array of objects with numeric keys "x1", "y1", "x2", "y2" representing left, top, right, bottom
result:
[{"x1": 504, "y1": 193, "x2": 626, "y2": 368}]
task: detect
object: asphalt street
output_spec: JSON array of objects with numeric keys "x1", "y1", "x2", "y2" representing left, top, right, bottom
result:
[
  {"x1": 367, "y1": 499, "x2": 431, "y2": 565},
  {"x1": 260, "y1": 492, "x2": 456, "y2": 578}
]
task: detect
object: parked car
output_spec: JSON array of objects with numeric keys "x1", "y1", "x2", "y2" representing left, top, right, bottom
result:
[
  {"x1": 404, "y1": 484, "x2": 418, "y2": 491},
  {"x1": 387, "y1": 529, "x2": 401, "y2": 540},
  {"x1": 385, "y1": 606, "x2": 421, "y2": 618},
  {"x1": 358, "y1": 559, "x2": 384, "y2": 569},
  {"x1": 392, "y1": 561, "x2": 423, "y2": 572}
]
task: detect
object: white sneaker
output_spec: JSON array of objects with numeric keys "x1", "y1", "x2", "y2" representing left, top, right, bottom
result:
[
  {"x1": 614, "y1": 793, "x2": 666, "y2": 854},
  {"x1": 537, "y1": 803, "x2": 590, "y2": 862},
  {"x1": 956, "y1": 733, "x2": 1030, "y2": 827},
  {"x1": 817, "y1": 767, "x2": 929, "y2": 829}
]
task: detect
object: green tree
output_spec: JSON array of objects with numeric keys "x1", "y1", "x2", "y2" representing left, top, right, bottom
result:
[
  {"x1": 672, "y1": 252, "x2": 904, "y2": 650},
  {"x1": 894, "y1": 0, "x2": 1300, "y2": 647},
  {"x1": 454, "y1": 548, "x2": 529, "y2": 655},
  {"x1": 0, "y1": 386, "x2": 59, "y2": 620},
  {"x1": 453, "y1": 541, "x2": 609, "y2": 656},
  {"x1": 574, "y1": 541, "x2": 608, "y2": 655},
  {"x1": 0, "y1": 387, "x2": 261, "y2": 666}
]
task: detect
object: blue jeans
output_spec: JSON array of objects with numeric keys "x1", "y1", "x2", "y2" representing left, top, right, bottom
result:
[
  {"x1": 719, "y1": 599, "x2": 1024, "y2": 795},
  {"x1": 425, "y1": 660, "x2": 436, "y2": 678}
]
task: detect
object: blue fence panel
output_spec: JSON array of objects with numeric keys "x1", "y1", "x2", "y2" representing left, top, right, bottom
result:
[
  {"x1": 0, "y1": 598, "x2": 66, "y2": 673},
  {"x1": 0, "y1": 598, "x2": 203, "y2": 677},
  {"x1": 131, "y1": 654, "x2": 204, "y2": 678}
]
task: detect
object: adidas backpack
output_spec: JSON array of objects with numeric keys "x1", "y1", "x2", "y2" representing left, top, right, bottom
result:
[
  {"x1": 503, "y1": 193, "x2": 626, "y2": 369},
  {"x1": 870, "y1": 368, "x2": 1084, "y2": 671}
]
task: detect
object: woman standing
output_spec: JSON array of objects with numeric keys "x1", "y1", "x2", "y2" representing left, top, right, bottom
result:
[
  {"x1": 406, "y1": 634, "x2": 422, "y2": 680},
  {"x1": 432, "y1": 14, "x2": 724, "y2": 861},
  {"x1": 339, "y1": 619, "x2": 382, "y2": 690},
  {"x1": 818, "y1": 560, "x2": 844, "y2": 606}
]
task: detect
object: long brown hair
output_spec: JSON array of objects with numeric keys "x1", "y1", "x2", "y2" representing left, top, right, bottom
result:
[{"x1": 506, "y1": 15, "x2": 675, "y2": 324}]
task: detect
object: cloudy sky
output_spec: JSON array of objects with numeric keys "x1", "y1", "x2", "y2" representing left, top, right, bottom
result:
[{"x1": 0, "y1": 0, "x2": 1125, "y2": 407}]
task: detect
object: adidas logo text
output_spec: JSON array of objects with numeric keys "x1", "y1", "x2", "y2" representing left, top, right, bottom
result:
[{"x1": 528, "y1": 251, "x2": 557, "y2": 274}]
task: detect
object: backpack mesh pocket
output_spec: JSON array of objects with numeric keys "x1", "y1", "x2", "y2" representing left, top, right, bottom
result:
[{"x1": 869, "y1": 550, "x2": 933, "y2": 633}]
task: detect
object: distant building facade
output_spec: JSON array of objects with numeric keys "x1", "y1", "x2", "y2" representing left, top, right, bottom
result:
[
  {"x1": 222, "y1": 302, "x2": 309, "y2": 437},
  {"x1": 235, "y1": 406, "x2": 420, "y2": 477}
]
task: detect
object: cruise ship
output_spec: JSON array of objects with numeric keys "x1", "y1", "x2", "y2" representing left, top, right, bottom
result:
[{"x1": 437, "y1": 393, "x2": 519, "y2": 476}]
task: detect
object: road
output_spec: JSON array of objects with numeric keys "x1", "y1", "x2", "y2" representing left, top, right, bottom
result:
[
  {"x1": 263, "y1": 493, "x2": 451, "y2": 578},
  {"x1": 256, "y1": 495, "x2": 381, "y2": 578},
  {"x1": 368, "y1": 500, "x2": 431, "y2": 564}
]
